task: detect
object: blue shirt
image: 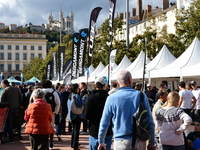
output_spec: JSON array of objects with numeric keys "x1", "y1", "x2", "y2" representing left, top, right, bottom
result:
[{"x1": 98, "y1": 87, "x2": 155, "y2": 145}]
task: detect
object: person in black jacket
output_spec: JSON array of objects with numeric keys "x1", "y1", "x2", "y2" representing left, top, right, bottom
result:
[
  {"x1": 84, "y1": 76, "x2": 113, "y2": 150},
  {"x1": 23, "y1": 85, "x2": 33, "y2": 110}
]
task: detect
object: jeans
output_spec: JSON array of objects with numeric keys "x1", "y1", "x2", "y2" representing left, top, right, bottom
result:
[
  {"x1": 55, "y1": 114, "x2": 61, "y2": 136},
  {"x1": 71, "y1": 116, "x2": 81, "y2": 148},
  {"x1": 162, "y1": 145, "x2": 185, "y2": 150},
  {"x1": 89, "y1": 135, "x2": 112, "y2": 150},
  {"x1": 4, "y1": 107, "x2": 18, "y2": 140}
]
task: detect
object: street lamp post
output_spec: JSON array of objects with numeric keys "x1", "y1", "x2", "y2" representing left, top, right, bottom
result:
[{"x1": 126, "y1": 0, "x2": 129, "y2": 51}]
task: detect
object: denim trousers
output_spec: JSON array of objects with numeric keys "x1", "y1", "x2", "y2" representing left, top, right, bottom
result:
[
  {"x1": 162, "y1": 144, "x2": 185, "y2": 150},
  {"x1": 89, "y1": 135, "x2": 112, "y2": 150}
]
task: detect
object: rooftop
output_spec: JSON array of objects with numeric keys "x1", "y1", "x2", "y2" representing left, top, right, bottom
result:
[{"x1": 0, "y1": 33, "x2": 46, "y2": 39}]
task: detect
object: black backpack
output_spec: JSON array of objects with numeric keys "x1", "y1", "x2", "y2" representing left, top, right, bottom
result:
[
  {"x1": 131, "y1": 92, "x2": 150, "y2": 149},
  {"x1": 44, "y1": 90, "x2": 56, "y2": 112}
]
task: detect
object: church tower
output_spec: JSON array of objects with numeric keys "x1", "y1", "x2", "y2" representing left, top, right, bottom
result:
[{"x1": 48, "y1": 10, "x2": 53, "y2": 24}]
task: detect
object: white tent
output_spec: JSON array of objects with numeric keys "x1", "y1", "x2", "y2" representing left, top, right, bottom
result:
[
  {"x1": 71, "y1": 65, "x2": 95, "y2": 83},
  {"x1": 132, "y1": 45, "x2": 176, "y2": 79},
  {"x1": 91, "y1": 63, "x2": 117, "y2": 82},
  {"x1": 111, "y1": 55, "x2": 132, "y2": 80},
  {"x1": 126, "y1": 50, "x2": 151, "y2": 74},
  {"x1": 150, "y1": 37, "x2": 200, "y2": 79},
  {"x1": 88, "y1": 62, "x2": 105, "y2": 82},
  {"x1": 182, "y1": 62, "x2": 200, "y2": 77}
]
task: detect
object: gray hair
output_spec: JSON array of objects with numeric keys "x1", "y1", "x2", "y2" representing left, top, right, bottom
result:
[
  {"x1": 117, "y1": 70, "x2": 132, "y2": 85},
  {"x1": 32, "y1": 88, "x2": 44, "y2": 99}
]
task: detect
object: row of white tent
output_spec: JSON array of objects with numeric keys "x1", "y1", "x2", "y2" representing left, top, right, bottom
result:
[{"x1": 72, "y1": 37, "x2": 200, "y2": 84}]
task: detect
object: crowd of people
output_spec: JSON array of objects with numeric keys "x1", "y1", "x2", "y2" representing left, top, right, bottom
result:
[{"x1": 0, "y1": 70, "x2": 200, "y2": 150}]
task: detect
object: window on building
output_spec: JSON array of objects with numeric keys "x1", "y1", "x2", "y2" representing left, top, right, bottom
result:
[
  {"x1": 38, "y1": 53, "x2": 42, "y2": 58},
  {"x1": 16, "y1": 53, "x2": 19, "y2": 60},
  {"x1": 23, "y1": 64, "x2": 27, "y2": 67},
  {"x1": 16, "y1": 64, "x2": 20, "y2": 71},
  {"x1": 8, "y1": 45, "x2": 12, "y2": 50},
  {"x1": 31, "y1": 53, "x2": 34, "y2": 59},
  {"x1": 23, "y1": 45, "x2": 27, "y2": 50},
  {"x1": 0, "y1": 64, "x2": 4, "y2": 71},
  {"x1": 0, "y1": 53, "x2": 4, "y2": 60},
  {"x1": 38, "y1": 46, "x2": 42, "y2": 50},
  {"x1": 16, "y1": 45, "x2": 19, "y2": 50},
  {"x1": 0, "y1": 45, "x2": 4, "y2": 50},
  {"x1": 23, "y1": 53, "x2": 27, "y2": 60},
  {"x1": 8, "y1": 64, "x2": 12, "y2": 71},
  {"x1": 31, "y1": 46, "x2": 34, "y2": 50},
  {"x1": 8, "y1": 53, "x2": 12, "y2": 60}
]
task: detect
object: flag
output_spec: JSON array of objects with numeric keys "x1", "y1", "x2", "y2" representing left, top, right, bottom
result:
[
  {"x1": 71, "y1": 33, "x2": 80, "y2": 80},
  {"x1": 63, "y1": 58, "x2": 72, "y2": 79},
  {"x1": 58, "y1": 46, "x2": 65, "y2": 80},
  {"x1": 46, "y1": 60, "x2": 52, "y2": 80},
  {"x1": 110, "y1": 49, "x2": 117, "y2": 73},
  {"x1": 109, "y1": 0, "x2": 116, "y2": 46},
  {"x1": 20, "y1": 72, "x2": 24, "y2": 85},
  {"x1": 52, "y1": 51, "x2": 58, "y2": 81},
  {"x1": 88, "y1": 7, "x2": 102, "y2": 67},
  {"x1": 78, "y1": 28, "x2": 88, "y2": 77},
  {"x1": 0, "y1": 72, "x2": 4, "y2": 82}
]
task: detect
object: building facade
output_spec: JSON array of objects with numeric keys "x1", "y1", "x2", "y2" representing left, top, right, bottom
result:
[
  {"x1": 0, "y1": 34, "x2": 47, "y2": 79},
  {"x1": 45, "y1": 9, "x2": 74, "y2": 34}
]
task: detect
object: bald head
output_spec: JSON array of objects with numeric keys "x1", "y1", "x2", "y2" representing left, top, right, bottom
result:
[{"x1": 117, "y1": 70, "x2": 132, "y2": 87}]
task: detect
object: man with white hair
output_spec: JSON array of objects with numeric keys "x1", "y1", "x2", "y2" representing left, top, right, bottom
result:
[{"x1": 98, "y1": 70, "x2": 155, "y2": 150}]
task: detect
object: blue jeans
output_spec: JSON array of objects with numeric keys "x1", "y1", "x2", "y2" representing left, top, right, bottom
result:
[
  {"x1": 162, "y1": 145, "x2": 185, "y2": 150},
  {"x1": 89, "y1": 135, "x2": 112, "y2": 150}
]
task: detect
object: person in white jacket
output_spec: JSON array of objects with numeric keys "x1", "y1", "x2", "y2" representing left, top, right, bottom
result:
[{"x1": 156, "y1": 91, "x2": 192, "y2": 150}]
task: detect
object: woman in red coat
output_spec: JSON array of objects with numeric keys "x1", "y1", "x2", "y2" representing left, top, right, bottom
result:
[{"x1": 24, "y1": 89, "x2": 55, "y2": 150}]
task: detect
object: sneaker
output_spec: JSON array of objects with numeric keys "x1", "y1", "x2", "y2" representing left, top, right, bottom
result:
[
  {"x1": 79, "y1": 131, "x2": 87, "y2": 135},
  {"x1": 6, "y1": 140, "x2": 14, "y2": 143},
  {"x1": 57, "y1": 135, "x2": 62, "y2": 141},
  {"x1": 49, "y1": 141, "x2": 53, "y2": 149}
]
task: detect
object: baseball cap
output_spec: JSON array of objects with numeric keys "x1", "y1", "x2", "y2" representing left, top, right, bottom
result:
[
  {"x1": 147, "y1": 83, "x2": 151, "y2": 87},
  {"x1": 190, "y1": 81, "x2": 197, "y2": 85},
  {"x1": 95, "y1": 76, "x2": 106, "y2": 85}
]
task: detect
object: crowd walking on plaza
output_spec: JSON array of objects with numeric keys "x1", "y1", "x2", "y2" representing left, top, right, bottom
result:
[{"x1": 1, "y1": 70, "x2": 200, "y2": 150}]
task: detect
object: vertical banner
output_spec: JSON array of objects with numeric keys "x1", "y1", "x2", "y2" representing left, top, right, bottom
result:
[
  {"x1": 63, "y1": 58, "x2": 72, "y2": 79},
  {"x1": 58, "y1": 46, "x2": 65, "y2": 81},
  {"x1": 78, "y1": 28, "x2": 88, "y2": 77},
  {"x1": 109, "y1": 0, "x2": 116, "y2": 46},
  {"x1": 20, "y1": 72, "x2": 24, "y2": 85},
  {"x1": 46, "y1": 60, "x2": 52, "y2": 80},
  {"x1": 88, "y1": 7, "x2": 102, "y2": 67},
  {"x1": 71, "y1": 33, "x2": 80, "y2": 80},
  {"x1": 109, "y1": 49, "x2": 116, "y2": 85},
  {"x1": 108, "y1": 0, "x2": 116, "y2": 85},
  {"x1": 0, "y1": 72, "x2": 4, "y2": 82},
  {"x1": 52, "y1": 51, "x2": 58, "y2": 81}
]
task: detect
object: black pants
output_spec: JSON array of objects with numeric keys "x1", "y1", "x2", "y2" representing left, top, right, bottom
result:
[
  {"x1": 61, "y1": 111, "x2": 67, "y2": 132},
  {"x1": 191, "y1": 109, "x2": 200, "y2": 121},
  {"x1": 81, "y1": 118, "x2": 87, "y2": 132},
  {"x1": 71, "y1": 116, "x2": 81, "y2": 148},
  {"x1": 183, "y1": 109, "x2": 191, "y2": 116},
  {"x1": 29, "y1": 134, "x2": 49, "y2": 150}
]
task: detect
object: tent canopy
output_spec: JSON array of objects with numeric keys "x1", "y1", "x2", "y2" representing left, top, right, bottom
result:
[
  {"x1": 7, "y1": 76, "x2": 21, "y2": 85},
  {"x1": 88, "y1": 62, "x2": 105, "y2": 82},
  {"x1": 151, "y1": 37, "x2": 200, "y2": 78},
  {"x1": 24, "y1": 77, "x2": 41, "y2": 85},
  {"x1": 131, "y1": 45, "x2": 176, "y2": 79},
  {"x1": 112, "y1": 55, "x2": 131, "y2": 80}
]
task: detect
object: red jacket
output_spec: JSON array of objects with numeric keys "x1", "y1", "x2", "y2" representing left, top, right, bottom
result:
[{"x1": 24, "y1": 99, "x2": 55, "y2": 134}]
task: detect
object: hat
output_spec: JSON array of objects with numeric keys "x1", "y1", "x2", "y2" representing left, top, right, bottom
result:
[
  {"x1": 95, "y1": 76, "x2": 106, "y2": 85},
  {"x1": 66, "y1": 82, "x2": 72, "y2": 86},
  {"x1": 190, "y1": 81, "x2": 197, "y2": 85},
  {"x1": 147, "y1": 83, "x2": 151, "y2": 87}
]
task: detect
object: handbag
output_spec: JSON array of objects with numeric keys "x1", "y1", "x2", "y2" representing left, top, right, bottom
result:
[{"x1": 71, "y1": 95, "x2": 84, "y2": 115}]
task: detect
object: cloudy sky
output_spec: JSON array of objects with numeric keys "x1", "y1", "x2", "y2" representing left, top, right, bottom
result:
[{"x1": 0, "y1": 0, "x2": 174, "y2": 32}]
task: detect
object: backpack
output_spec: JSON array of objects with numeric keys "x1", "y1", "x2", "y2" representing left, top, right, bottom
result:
[
  {"x1": 44, "y1": 90, "x2": 56, "y2": 112},
  {"x1": 131, "y1": 92, "x2": 150, "y2": 149}
]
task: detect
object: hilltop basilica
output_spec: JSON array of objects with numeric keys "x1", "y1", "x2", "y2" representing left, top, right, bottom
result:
[{"x1": 45, "y1": 9, "x2": 74, "y2": 34}]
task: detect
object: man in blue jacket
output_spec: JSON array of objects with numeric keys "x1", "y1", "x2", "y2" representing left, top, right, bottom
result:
[{"x1": 98, "y1": 70, "x2": 155, "y2": 150}]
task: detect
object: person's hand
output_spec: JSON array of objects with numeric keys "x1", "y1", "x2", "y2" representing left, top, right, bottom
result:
[
  {"x1": 175, "y1": 131, "x2": 181, "y2": 135},
  {"x1": 187, "y1": 140, "x2": 193, "y2": 147},
  {"x1": 98, "y1": 143, "x2": 106, "y2": 150},
  {"x1": 84, "y1": 94, "x2": 88, "y2": 97},
  {"x1": 147, "y1": 144, "x2": 156, "y2": 150}
]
